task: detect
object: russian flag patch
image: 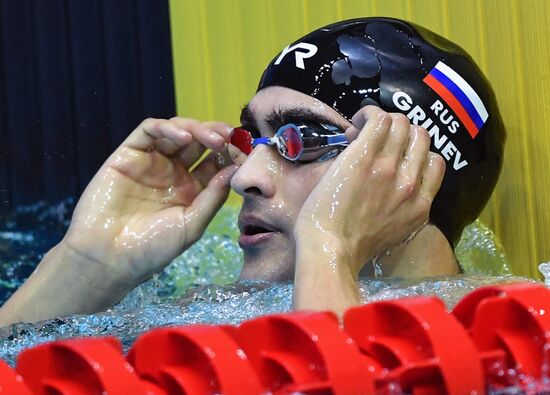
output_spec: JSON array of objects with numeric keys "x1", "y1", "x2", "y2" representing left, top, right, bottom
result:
[{"x1": 423, "y1": 61, "x2": 489, "y2": 139}]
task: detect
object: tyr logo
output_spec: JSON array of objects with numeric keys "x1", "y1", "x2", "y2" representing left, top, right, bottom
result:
[{"x1": 274, "y1": 43, "x2": 318, "y2": 69}]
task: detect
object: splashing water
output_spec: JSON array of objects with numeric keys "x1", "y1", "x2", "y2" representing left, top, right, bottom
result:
[
  {"x1": 455, "y1": 219, "x2": 512, "y2": 276},
  {"x1": 0, "y1": 275, "x2": 531, "y2": 367},
  {"x1": 538, "y1": 262, "x2": 550, "y2": 286},
  {"x1": 0, "y1": 198, "x2": 531, "y2": 373},
  {"x1": 371, "y1": 255, "x2": 383, "y2": 278}
]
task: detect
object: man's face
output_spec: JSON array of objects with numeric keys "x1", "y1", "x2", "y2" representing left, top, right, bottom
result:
[{"x1": 230, "y1": 86, "x2": 351, "y2": 281}]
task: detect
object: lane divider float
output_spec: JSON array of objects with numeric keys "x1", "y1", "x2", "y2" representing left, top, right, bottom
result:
[{"x1": 1, "y1": 282, "x2": 548, "y2": 394}]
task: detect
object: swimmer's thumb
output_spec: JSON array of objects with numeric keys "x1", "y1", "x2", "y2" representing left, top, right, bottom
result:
[{"x1": 183, "y1": 164, "x2": 239, "y2": 244}]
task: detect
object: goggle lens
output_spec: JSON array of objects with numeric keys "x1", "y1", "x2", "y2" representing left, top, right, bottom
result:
[
  {"x1": 229, "y1": 127, "x2": 253, "y2": 155},
  {"x1": 279, "y1": 126, "x2": 303, "y2": 160},
  {"x1": 229, "y1": 123, "x2": 347, "y2": 163}
]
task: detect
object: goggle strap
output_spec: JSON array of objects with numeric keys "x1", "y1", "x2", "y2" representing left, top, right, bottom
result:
[
  {"x1": 326, "y1": 134, "x2": 348, "y2": 145},
  {"x1": 240, "y1": 125, "x2": 347, "y2": 162},
  {"x1": 252, "y1": 137, "x2": 272, "y2": 147}
]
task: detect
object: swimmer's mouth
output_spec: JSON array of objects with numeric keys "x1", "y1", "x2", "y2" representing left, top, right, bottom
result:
[
  {"x1": 238, "y1": 217, "x2": 281, "y2": 248},
  {"x1": 242, "y1": 224, "x2": 275, "y2": 235}
]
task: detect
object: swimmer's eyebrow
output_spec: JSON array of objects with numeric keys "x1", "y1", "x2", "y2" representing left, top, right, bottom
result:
[
  {"x1": 265, "y1": 107, "x2": 343, "y2": 132},
  {"x1": 240, "y1": 104, "x2": 259, "y2": 132},
  {"x1": 240, "y1": 104, "x2": 347, "y2": 134}
]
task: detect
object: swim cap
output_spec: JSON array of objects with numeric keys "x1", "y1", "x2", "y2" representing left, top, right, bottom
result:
[{"x1": 258, "y1": 17, "x2": 505, "y2": 245}]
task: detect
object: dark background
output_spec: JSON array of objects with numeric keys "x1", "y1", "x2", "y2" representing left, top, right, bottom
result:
[{"x1": 0, "y1": 0, "x2": 176, "y2": 218}]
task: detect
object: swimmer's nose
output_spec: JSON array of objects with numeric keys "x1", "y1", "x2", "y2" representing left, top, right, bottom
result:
[{"x1": 230, "y1": 144, "x2": 277, "y2": 198}]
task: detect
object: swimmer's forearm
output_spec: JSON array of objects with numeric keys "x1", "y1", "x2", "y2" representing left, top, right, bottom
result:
[
  {"x1": 0, "y1": 242, "x2": 128, "y2": 326},
  {"x1": 294, "y1": 234, "x2": 361, "y2": 317}
]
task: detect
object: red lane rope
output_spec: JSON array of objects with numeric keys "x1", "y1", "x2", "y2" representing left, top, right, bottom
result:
[{"x1": 2, "y1": 282, "x2": 549, "y2": 394}]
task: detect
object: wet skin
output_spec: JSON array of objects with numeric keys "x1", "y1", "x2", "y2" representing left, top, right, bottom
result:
[
  {"x1": 233, "y1": 87, "x2": 447, "y2": 313},
  {"x1": 0, "y1": 86, "x2": 447, "y2": 325},
  {"x1": 232, "y1": 87, "x2": 351, "y2": 281}
]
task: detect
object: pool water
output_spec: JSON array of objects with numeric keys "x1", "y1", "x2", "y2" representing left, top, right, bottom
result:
[{"x1": 0, "y1": 199, "x2": 531, "y2": 373}]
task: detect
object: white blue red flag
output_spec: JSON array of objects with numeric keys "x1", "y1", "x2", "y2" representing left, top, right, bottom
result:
[{"x1": 423, "y1": 61, "x2": 489, "y2": 139}]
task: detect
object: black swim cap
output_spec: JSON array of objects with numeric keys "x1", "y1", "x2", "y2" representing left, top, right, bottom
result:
[{"x1": 258, "y1": 17, "x2": 505, "y2": 245}]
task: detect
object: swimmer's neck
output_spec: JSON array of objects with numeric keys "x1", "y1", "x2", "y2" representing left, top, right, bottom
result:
[{"x1": 362, "y1": 223, "x2": 460, "y2": 278}]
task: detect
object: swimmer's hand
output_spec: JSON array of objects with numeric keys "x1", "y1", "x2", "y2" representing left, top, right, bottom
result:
[
  {"x1": 293, "y1": 106, "x2": 445, "y2": 315},
  {"x1": 0, "y1": 118, "x2": 237, "y2": 325}
]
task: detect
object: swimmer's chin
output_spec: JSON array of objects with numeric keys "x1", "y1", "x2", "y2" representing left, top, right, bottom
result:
[
  {"x1": 239, "y1": 254, "x2": 295, "y2": 282},
  {"x1": 238, "y1": 231, "x2": 295, "y2": 281},
  {"x1": 239, "y1": 267, "x2": 294, "y2": 282}
]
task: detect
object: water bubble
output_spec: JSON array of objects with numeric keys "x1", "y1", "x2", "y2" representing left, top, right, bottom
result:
[
  {"x1": 0, "y1": 198, "x2": 538, "y2": 394},
  {"x1": 455, "y1": 220, "x2": 511, "y2": 275},
  {"x1": 539, "y1": 262, "x2": 550, "y2": 286},
  {"x1": 372, "y1": 255, "x2": 383, "y2": 278}
]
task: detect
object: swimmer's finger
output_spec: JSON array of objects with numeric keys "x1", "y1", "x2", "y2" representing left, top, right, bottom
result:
[
  {"x1": 420, "y1": 152, "x2": 446, "y2": 200},
  {"x1": 344, "y1": 125, "x2": 361, "y2": 143},
  {"x1": 123, "y1": 118, "x2": 193, "y2": 154},
  {"x1": 153, "y1": 137, "x2": 188, "y2": 157},
  {"x1": 228, "y1": 143, "x2": 248, "y2": 165},
  {"x1": 177, "y1": 135, "x2": 232, "y2": 171},
  {"x1": 351, "y1": 105, "x2": 383, "y2": 130},
  {"x1": 402, "y1": 126, "x2": 430, "y2": 178},
  {"x1": 203, "y1": 121, "x2": 233, "y2": 142},
  {"x1": 170, "y1": 117, "x2": 227, "y2": 151},
  {"x1": 349, "y1": 106, "x2": 392, "y2": 154},
  {"x1": 183, "y1": 165, "x2": 239, "y2": 244},
  {"x1": 176, "y1": 142, "x2": 208, "y2": 169},
  {"x1": 190, "y1": 150, "x2": 232, "y2": 188},
  {"x1": 170, "y1": 118, "x2": 230, "y2": 168},
  {"x1": 383, "y1": 114, "x2": 411, "y2": 162}
]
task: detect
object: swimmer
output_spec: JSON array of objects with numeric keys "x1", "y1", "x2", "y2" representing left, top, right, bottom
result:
[{"x1": 0, "y1": 17, "x2": 505, "y2": 325}]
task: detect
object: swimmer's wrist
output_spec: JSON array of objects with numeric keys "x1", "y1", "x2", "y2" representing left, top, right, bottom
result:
[
  {"x1": 0, "y1": 242, "x2": 130, "y2": 326},
  {"x1": 294, "y1": 233, "x2": 361, "y2": 316},
  {"x1": 294, "y1": 226, "x2": 364, "y2": 276},
  {"x1": 55, "y1": 241, "x2": 135, "y2": 305},
  {"x1": 0, "y1": 245, "x2": 75, "y2": 325},
  {"x1": 295, "y1": 232, "x2": 357, "y2": 279}
]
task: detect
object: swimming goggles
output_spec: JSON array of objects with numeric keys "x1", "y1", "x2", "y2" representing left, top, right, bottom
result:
[{"x1": 229, "y1": 122, "x2": 349, "y2": 163}]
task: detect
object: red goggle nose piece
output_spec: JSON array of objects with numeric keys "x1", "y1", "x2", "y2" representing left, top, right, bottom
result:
[{"x1": 229, "y1": 127, "x2": 254, "y2": 155}]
